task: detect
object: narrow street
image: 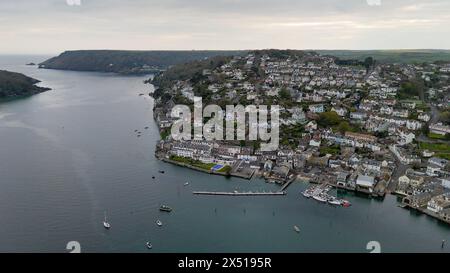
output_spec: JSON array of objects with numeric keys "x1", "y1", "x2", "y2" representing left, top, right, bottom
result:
[{"x1": 387, "y1": 156, "x2": 409, "y2": 193}]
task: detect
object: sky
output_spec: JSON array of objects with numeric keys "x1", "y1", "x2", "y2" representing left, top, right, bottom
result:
[{"x1": 1, "y1": 0, "x2": 450, "y2": 54}]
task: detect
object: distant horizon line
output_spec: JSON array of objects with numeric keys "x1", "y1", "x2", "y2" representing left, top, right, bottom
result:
[{"x1": 2, "y1": 48, "x2": 450, "y2": 56}]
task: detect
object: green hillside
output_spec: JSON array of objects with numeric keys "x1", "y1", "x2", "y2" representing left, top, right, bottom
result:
[
  {"x1": 40, "y1": 50, "x2": 247, "y2": 75},
  {"x1": 0, "y1": 70, "x2": 50, "y2": 100}
]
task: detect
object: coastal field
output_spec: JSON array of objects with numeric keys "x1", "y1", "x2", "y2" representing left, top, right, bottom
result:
[{"x1": 317, "y1": 49, "x2": 450, "y2": 63}]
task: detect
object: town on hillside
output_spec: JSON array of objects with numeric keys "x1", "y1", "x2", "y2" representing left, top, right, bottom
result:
[{"x1": 150, "y1": 50, "x2": 450, "y2": 225}]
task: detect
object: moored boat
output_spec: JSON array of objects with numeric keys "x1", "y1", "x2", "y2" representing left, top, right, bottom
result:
[
  {"x1": 342, "y1": 200, "x2": 352, "y2": 207},
  {"x1": 312, "y1": 194, "x2": 328, "y2": 203},
  {"x1": 159, "y1": 205, "x2": 173, "y2": 212},
  {"x1": 301, "y1": 190, "x2": 312, "y2": 198},
  {"x1": 156, "y1": 220, "x2": 163, "y2": 227},
  {"x1": 294, "y1": 226, "x2": 300, "y2": 233},
  {"x1": 103, "y1": 212, "x2": 111, "y2": 229},
  {"x1": 328, "y1": 198, "x2": 343, "y2": 206}
]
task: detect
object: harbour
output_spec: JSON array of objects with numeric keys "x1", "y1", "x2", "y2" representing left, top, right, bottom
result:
[
  {"x1": 193, "y1": 191, "x2": 286, "y2": 196},
  {"x1": 0, "y1": 56, "x2": 449, "y2": 253},
  {"x1": 301, "y1": 184, "x2": 352, "y2": 207}
]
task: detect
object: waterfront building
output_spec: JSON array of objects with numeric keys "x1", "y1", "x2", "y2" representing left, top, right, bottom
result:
[
  {"x1": 356, "y1": 175, "x2": 377, "y2": 193},
  {"x1": 427, "y1": 194, "x2": 450, "y2": 213},
  {"x1": 404, "y1": 192, "x2": 433, "y2": 208}
]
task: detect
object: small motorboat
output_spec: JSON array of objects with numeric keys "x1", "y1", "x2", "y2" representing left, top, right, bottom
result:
[
  {"x1": 294, "y1": 226, "x2": 300, "y2": 233},
  {"x1": 152, "y1": 176, "x2": 156, "y2": 179},
  {"x1": 328, "y1": 197, "x2": 343, "y2": 206},
  {"x1": 342, "y1": 200, "x2": 352, "y2": 207},
  {"x1": 156, "y1": 220, "x2": 163, "y2": 227},
  {"x1": 184, "y1": 182, "x2": 190, "y2": 186},
  {"x1": 103, "y1": 212, "x2": 111, "y2": 229},
  {"x1": 146, "y1": 242, "x2": 153, "y2": 249},
  {"x1": 159, "y1": 205, "x2": 173, "y2": 212},
  {"x1": 159, "y1": 170, "x2": 165, "y2": 174}
]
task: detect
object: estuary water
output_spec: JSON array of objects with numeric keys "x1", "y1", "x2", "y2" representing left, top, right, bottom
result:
[{"x1": 0, "y1": 55, "x2": 449, "y2": 253}]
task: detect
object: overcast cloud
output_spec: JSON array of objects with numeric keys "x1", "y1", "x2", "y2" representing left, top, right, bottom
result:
[{"x1": 1, "y1": 0, "x2": 450, "y2": 54}]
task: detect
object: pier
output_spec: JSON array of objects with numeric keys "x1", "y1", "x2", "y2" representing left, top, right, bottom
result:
[
  {"x1": 193, "y1": 191, "x2": 286, "y2": 196},
  {"x1": 280, "y1": 179, "x2": 294, "y2": 191}
]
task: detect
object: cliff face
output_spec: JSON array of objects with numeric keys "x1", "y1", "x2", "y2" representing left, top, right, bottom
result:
[
  {"x1": 39, "y1": 50, "x2": 246, "y2": 75},
  {"x1": 0, "y1": 70, "x2": 50, "y2": 100}
]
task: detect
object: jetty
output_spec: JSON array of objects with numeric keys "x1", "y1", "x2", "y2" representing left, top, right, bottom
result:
[
  {"x1": 280, "y1": 177, "x2": 296, "y2": 191},
  {"x1": 193, "y1": 191, "x2": 286, "y2": 196}
]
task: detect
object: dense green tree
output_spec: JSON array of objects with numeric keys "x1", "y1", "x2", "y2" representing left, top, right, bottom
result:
[
  {"x1": 440, "y1": 111, "x2": 450, "y2": 125},
  {"x1": 318, "y1": 111, "x2": 342, "y2": 127},
  {"x1": 364, "y1": 57, "x2": 374, "y2": 73},
  {"x1": 279, "y1": 88, "x2": 291, "y2": 100},
  {"x1": 398, "y1": 79, "x2": 424, "y2": 100},
  {"x1": 336, "y1": 121, "x2": 352, "y2": 134}
]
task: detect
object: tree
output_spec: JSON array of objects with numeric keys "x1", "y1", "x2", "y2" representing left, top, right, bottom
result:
[
  {"x1": 398, "y1": 79, "x2": 424, "y2": 100},
  {"x1": 337, "y1": 121, "x2": 352, "y2": 134},
  {"x1": 279, "y1": 88, "x2": 291, "y2": 100},
  {"x1": 375, "y1": 131, "x2": 388, "y2": 139},
  {"x1": 421, "y1": 125, "x2": 430, "y2": 136},
  {"x1": 318, "y1": 111, "x2": 342, "y2": 127},
  {"x1": 440, "y1": 111, "x2": 450, "y2": 125},
  {"x1": 364, "y1": 57, "x2": 374, "y2": 73}
]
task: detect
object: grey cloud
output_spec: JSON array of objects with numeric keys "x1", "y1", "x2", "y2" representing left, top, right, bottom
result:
[{"x1": 0, "y1": 0, "x2": 449, "y2": 54}]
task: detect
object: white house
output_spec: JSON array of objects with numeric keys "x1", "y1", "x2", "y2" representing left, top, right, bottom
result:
[
  {"x1": 398, "y1": 131, "x2": 416, "y2": 146},
  {"x1": 430, "y1": 123, "x2": 450, "y2": 136},
  {"x1": 309, "y1": 104, "x2": 325, "y2": 113},
  {"x1": 350, "y1": 112, "x2": 367, "y2": 120},
  {"x1": 331, "y1": 107, "x2": 348, "y2": 117},
  {"x1": 392, "y1": 109, "x2": 409, "y2": 118},
  {"x1": 426, "y1": 157, "x2": 449, "y2": 176},
  {"x1": 441, "y1": 178, "x2": 450, "y2": 189},
  {"x1": 406, "y1": 120, "x2": 423, "y2": 131},
  {"x1": 418, "y1": 113, "x2": 431, "y2": 122},
  {"x1": 362, "y1": 159, "x2": 382, "y2": 172},
  {"x1": 305, "y1": 121, "x2": 318, "y2": 132},
  {"x1": 380, "y1": 106, "x2": 393, "y2": 115},
  {"x1": 427, "y1": 194, "x2": 450, "y2": 213}
]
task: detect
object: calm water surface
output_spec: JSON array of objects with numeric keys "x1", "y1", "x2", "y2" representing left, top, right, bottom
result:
[{"x1": 0, "y1": 55, "x2": 449, "y2": 253}]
